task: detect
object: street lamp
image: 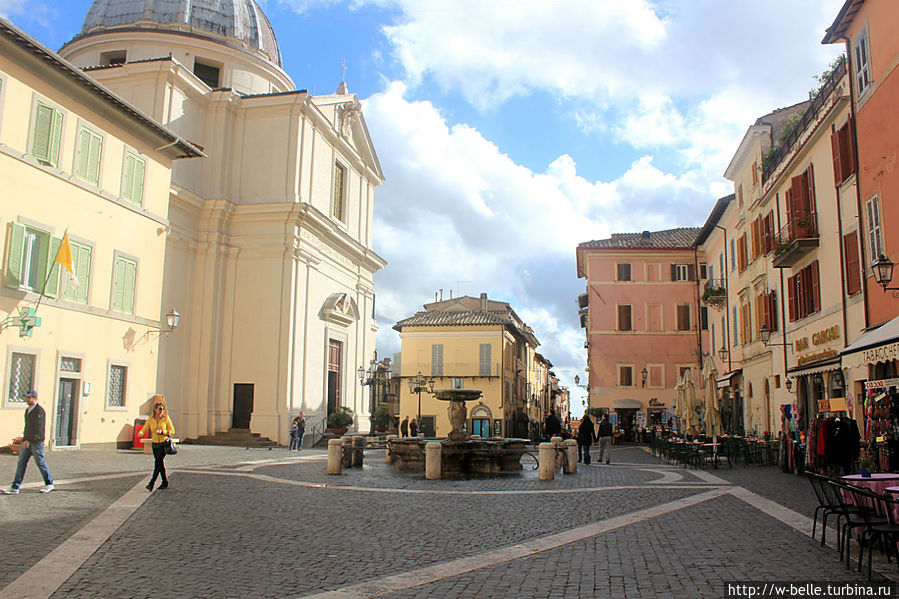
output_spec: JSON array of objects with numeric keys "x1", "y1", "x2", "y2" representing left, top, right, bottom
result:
[
  {"x1": 785, "y1": 377, "x2": 793, "y2": 392},
  {"x1": 759, "y1": 325, "x2": 789, "y2": 347},
  {"x1": 872, "y1": 255, "x2": 899, "y2": 292},
  {"x1": 718, "y1": 346, "x2": 728, "y2": 361},
  {"x1": 641, "y1": 368, "x2": 648, "y2": 387},
  {"x1": 407, "y1": 371, "x2": 435, "y2": 432},
  {"x1": 359, "y1": 356, "x2": 392, "y2": 436}
]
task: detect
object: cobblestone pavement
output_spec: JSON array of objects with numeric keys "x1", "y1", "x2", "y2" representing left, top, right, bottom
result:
[{"x1": 0, "y1": 445, "x2": 893, "y2": 599}]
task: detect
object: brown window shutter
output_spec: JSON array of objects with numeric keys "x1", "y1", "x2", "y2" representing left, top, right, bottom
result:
[
  {"x1": 806, "y1": 164, "x2": 817, "y2": 236},
  {"x1": 687, "y1": 264, "x2": 696, "y2": 281},
  {"x1": 670, "y1": 264, "x2": 677, "y2": 281},
  {"x1": 788, "y1": 276, "x2": 798, "y2": 322},
  {"x1": 844, "y1": 232, "x2": 861, "y2": 294},
  {"x1": 810, "y1": 260, "x2": 820, "y2": 313},
  {"x1": 842, "y1": 118, "x2": 856, "y2": 182},
  {"x1": 831, "y1": 127, "x2": 843, "y2": 185}
]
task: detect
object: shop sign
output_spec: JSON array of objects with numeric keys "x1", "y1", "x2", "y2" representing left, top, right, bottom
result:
[
  {"x1": 860, "y1": 341, "x2": 899, "y2": 367},
  {"x1": 817, "y1": 397, "x2": 847, "y2": 412},
  {"x1": 865, "y1": 378, "x2": 899, "y2": 390},
  {"x1": 794, "y1": 325, "x2": 840, "y2": 352},
  {"x1": 797, "y1": 349, "x2": 838, "y2": 366},
  {"x1": 648, "y1": 397, "x2": 665, "y2": 407}
]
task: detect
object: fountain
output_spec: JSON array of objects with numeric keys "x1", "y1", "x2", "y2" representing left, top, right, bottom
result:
[{"x1": 387, "y1": 388, "x2": 529, "y2": 478}]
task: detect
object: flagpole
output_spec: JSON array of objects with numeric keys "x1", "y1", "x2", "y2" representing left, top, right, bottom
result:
[{"x1": 34, "y1": 229, "x2": 68, "y2": 313}]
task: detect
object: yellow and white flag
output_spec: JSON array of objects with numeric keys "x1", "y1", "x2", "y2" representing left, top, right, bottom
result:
[{"x1": 55, "y1": 232, "x2": 79, "y2": 288}]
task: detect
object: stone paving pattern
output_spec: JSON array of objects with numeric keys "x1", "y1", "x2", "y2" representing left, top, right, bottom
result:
[{"x1": 0, "y1": 444, "x2": 890, "y2": 599}]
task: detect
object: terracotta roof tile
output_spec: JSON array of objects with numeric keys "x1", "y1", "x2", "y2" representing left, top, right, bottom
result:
[{"x1": 578, "y1": 227, "x2": 702, "y2": 249}]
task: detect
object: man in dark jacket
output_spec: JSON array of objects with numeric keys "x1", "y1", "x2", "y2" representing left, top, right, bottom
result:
[
  {"x1": 544, "y1": 410, "x2": 562, "y2": 441},
  {"x1": 577, "y1": 414, "x2": 597, "y2": 464},
  {"x1": 3, "y1": 390, "x2": 54, "y2": 494},
  {"x1": 597, "y1": 415, "x2": 613, "y2": 464}
]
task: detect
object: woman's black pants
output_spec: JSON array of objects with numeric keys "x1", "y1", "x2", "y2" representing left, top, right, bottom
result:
[{"x1": 150, "y1": 442, "x2": 168, "y2": 486}]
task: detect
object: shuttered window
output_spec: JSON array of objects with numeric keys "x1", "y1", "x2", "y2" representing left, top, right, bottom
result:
[
  {"x1": 843, "y1": 232, "x2": 861, "y2": 295},
  {"x1": 479, "y1": 343, "x2": 492, "y2": 376},
  {"x1": 30, "y1": 101, "x2": 63, "y2": 167},
  {"x1": 617, "y1": 304, "x2": 632, "y2": 331},
  {"x1": 854, "y1": 30, "x2": 872, "y2": 97},
  {"x1": 333, "y1": 162, "x2": 346, "y2": 221},
  {"x1": 831, "y1": 119, "x2": 856, "y2": 186},
  {"x1": 75, "y1": 127, "x2": 103, "y2": 186},
  {"x1": 787, "y1": 260, "x2": 821, "y2": 321},
  {"x1": 676, "y1": 304, "x2": 690, "y2": 331},
  {"x1": 4, "y1": 222, "x2": 61, "y2": 296},
  {"x1": 122, "y1": 152, "x2": 146, "y2": 206},
  {"x1": 62, "y1": 240, "x2": 92, "y2": 304},
  {"x1": 430, "y1": 344, "x2": 444, "y2": 377},
  {"x1": 618, "y1": 366, "x2": 633, "y2": 387},
  {"x1": 112, "y1": 256, "x2": 137, "y2": 314},
  {"x1": 866, "y1": 197, "x2": 883, "y2": 262}
]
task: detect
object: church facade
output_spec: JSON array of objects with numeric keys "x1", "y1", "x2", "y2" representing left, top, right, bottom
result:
[{"x1": 57, "y1": 0, "x2": 386, "y2": 445}]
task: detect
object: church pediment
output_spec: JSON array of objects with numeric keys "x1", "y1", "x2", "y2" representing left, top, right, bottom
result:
[{"x1": 320, "y1": 292, "x2": 359, "y2": 326}]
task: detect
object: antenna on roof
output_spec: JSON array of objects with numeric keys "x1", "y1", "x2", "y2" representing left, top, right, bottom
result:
[{"x1": 336, "y1": 59, "x2": 348, "y2": 94}]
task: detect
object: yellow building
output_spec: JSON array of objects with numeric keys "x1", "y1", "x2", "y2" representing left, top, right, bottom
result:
[
  {"x1": 0, "y1": 19, "x2": 200, "y2": 447},
  {"x1": 394, "y1": 293, "x2": 541, "y2": 439}
]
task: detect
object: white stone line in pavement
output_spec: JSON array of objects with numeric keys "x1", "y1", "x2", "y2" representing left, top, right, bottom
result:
[
  {"x1": 182, "y1": 468, "x2": 729, "y2": 495},
  {"x1": 636, "y1": 468, "x2": 684, "y2": 483},
  {"x1": 690, "y1": 468, "x2": 732, "y2": 485},
  {"x1": 297, "y1": 488, "x2": 731, "y2": 599},
  {"x1": 8, "y1": 470, "x2": 146, "y2": 490},
  {"x1": 0, "y1": 477, "x2": 152, "y2": 599}
]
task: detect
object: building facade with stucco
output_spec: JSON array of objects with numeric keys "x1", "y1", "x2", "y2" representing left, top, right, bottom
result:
[{"x1": 56, "y1": 0, "x2": 386, "y2": 446}]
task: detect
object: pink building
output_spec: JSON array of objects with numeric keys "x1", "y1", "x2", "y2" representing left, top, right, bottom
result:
[{"x1": 576, "y1": 228, "x2": 704, "y2": 437}]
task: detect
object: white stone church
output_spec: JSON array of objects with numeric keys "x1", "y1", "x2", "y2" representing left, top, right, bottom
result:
[{"x1": 59, "y1": 0, "x2": 386, "y2": 445}]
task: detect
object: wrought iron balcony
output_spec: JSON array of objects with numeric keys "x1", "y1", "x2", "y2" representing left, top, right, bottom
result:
[
  {"x1": 772, "y1": 218, "x2": 819, "y2": 268},
  {"x1": 701, "y1": 278, "x2": 727, "y2": 310}
]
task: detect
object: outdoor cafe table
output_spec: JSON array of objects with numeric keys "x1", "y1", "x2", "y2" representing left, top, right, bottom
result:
[{"x1": 842, "y1": 473, "x2": 899, "y2": 496}]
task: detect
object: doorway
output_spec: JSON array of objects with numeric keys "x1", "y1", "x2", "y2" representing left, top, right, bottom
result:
[
  {"x1": 232, "y1": 383, "x2": 254, "y2": 429},
  {"x1": 327, "y1": 339, "x2": 342, "y2": 416},
  {"x1": 471, "y1": 418, "x2": 490, "y2": 438},
  {"x1": 617, "y1": 408, "x2": 637, "y2": 441},
  {"x1": 55, "y1": 378, "x2": 79, "y2": 446}
]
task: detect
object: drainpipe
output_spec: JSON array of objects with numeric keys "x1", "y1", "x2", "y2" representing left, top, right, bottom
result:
[
  {"x1": 693, "y1": 247, "x2": 703, "y2": 372},
  {"x1": 775, "y1": 192, "x2": 789, "y2": 380},
  {"x1": 715, "y1": 225, "x2": 732, "y2": 373},
  {"x1": 834, "y1": 122, "x2": 850, "y2": 353}
]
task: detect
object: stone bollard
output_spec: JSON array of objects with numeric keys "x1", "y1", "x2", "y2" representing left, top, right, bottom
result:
[
  {"x1": 385, "y1": 434, "x2": 397, "y2": 464},
  {"x1": 352, "y1": 436, "x2": 364, "y2": 467},
  {"x1": 425, "y1": 441, "x2": 442, "y2": 480},
  {"x1": 551, "y1": 436, "x2": 564, "y2": 470},
  {"x1": 327, "y1": 439, "x2": 343, "y2": 475},
  {"x1": 538, "y1": 442, "x2": 555, "y2": 480},
  {"x1": 562, "y1": 439, "x2": 578, "y2": 474},
  {"x1": 341, "y1": 436, "x2": 353, "y2": 468}
]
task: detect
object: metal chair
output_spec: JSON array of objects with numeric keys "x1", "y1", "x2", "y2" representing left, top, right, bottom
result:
[
  {"x1": 806, "y1": 472, "x2": 840, "y2": 545},
  {"x1": 844, "y1": 483, "x2": 899, "y2": 580}
]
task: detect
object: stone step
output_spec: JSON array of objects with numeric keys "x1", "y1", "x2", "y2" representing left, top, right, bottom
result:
[{"x1": 183, "y1": 429, "x2": 280, "y2": 448}]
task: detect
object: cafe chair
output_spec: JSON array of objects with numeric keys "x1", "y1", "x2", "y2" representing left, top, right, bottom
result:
[
  {"x1": 827, "y1": 480, "x2": 880, "y2": 570},
  {"x1": 842, "y1": 483, "x2": 893, "y2": 580},
  {"x1": 806, "y1": 472, "x2": 840, "y2": 546}
]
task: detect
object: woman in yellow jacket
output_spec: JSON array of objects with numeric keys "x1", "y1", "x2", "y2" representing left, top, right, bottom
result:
[{"x1": 140, "y1": 396, "x2": 175, "y2": 491}]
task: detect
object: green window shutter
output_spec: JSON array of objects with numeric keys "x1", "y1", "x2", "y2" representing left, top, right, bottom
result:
[
  {"x1": 63, "y1": 241, "x2": 91, "y2": 304},
  {"x1": 4, "y1": 222, "x2": 25, "y2": 288},
  {"x1": 77, "y1": 128, "x2": 102, "y2": 185},
  {"x1": 30, "y1": 103, "x2": 54, "y2": 162},
  {"x1": 48, "y1": 108, "x2": 63, "y2": 168},
  {"x1": 132, "y1": 158, "x2": 145, "y2": 205},
  {"x1": 113, "y1": 257, "x2": 137, "y2": 313},
  {"x1": 43, "y1": 235, "x2": 61, "y2": 298},
  {"x1": 76, "y1": 128, "x2": 91, "y2": 180}
]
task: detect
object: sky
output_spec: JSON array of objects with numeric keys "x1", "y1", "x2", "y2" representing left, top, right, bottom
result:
[{"x1": 1, "y1": 0, "x2": 846, "y2": 417}]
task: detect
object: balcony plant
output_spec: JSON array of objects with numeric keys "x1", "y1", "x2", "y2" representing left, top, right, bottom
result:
[
  {"x1": 701, "y1": 287, "x2": 726, "y2": 304},
  {"x1": 327, "y1": 406, "x2": 354, "y2": 434}
]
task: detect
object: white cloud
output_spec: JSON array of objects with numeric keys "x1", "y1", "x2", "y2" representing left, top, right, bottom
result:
[{"x1": 365, "y1": 83, "x2": 721, "y2": 400}]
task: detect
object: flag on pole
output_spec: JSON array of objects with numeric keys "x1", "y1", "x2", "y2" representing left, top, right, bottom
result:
[{"x1": 55, "y1": 232, "x2": 79, "y2": 288}]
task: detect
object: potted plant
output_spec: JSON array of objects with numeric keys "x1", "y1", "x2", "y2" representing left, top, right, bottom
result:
[
  {"x1": 372, "y1": 405, "x2": 393, "y2": 432},
  {"x1": 327, "y1": 406, "x2": 353, "y2": 435},
  {"x1": 701, "y1": 287, "x2": 726, "y2": 304}
]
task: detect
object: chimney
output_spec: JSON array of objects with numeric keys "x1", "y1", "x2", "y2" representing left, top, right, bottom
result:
[
  {"x1": 435, "y1": 292, "x2": 438, "y2": 302},
  {"x1": 480, "y1": 292, "x2": 488, "y2": 311},
  {"x1": 449, "y1": 289, "x2": 453, "y2": 299},
  {"x1": 642, "y1": 230, "x2": 651, "y2": 239},
  {"x1": 439, "y1": 288, "x2": 443, "y2": 301}
]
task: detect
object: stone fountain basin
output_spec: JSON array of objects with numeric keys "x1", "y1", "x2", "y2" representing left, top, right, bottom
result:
[
  {"x1": 389, "y1": 437, "x2": 529, "y2": 478},
  {"x1": 433, "y1": 389, "x2": 483, "y2": 402}
]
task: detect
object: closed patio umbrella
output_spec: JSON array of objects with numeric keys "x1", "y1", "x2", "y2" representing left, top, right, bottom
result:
[
  {"x1": 674, "y1": 376, "x2": 686, "y2": 435},
  {"x1": 682, "y1": 370, "x2": 698, "y2": 435}
]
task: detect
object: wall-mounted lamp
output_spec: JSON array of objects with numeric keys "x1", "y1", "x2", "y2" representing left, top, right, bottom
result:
[
  {"x1": 785, "y1": 377, "x2": 793, "y2": 392},
  {"x1": 641, "y1": 368, "x2": 648, "y2": 387},
  {"x1": 718, "y1": 346, "x2": 728, "y2": 361},
  {"x1": 759, "y1": 324, "x2": 789, "y2": 347},
  {"x1": 135, "y1": 309, "x2": 181, "y2": 346},
  {"x1": 832, "y1": 369, "x2": 844, "y2": 391},
  {"x1": 872, "y1": 255, "x2": 899, "y2": 295}
]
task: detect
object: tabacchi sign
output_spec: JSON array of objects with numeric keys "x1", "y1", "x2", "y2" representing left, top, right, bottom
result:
[{"x1": 862, "y1": 341, "x2": 899, "y2": 366}]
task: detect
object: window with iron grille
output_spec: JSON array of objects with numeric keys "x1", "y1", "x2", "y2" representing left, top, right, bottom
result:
[
  {"x1": 8, "y1": 352, "x2": 35, "y2": 405},
  {"x1": 107, "y1": 364, "x2": 127, "y2": 407},
  {"x1": 60, "y1": 357, "x2": 82, "y2": 373}
]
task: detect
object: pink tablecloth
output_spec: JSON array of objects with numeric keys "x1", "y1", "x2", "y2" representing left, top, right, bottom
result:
[{"x1": 842, "y1": 473, "x2": 899, "y2": 496}]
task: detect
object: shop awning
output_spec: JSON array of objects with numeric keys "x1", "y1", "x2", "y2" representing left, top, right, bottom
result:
[
  {"x1": 788, "y1": 356, "x2": 841, "y2": 376},
  {"x1": 842, "y1": 315, "x2": 899, "y2": 370},
  {"x1": 716, "y1": 370, "x2": 741, "y2": 389},
  {"x1": 613, "y1": 399, "x2": 642, "y2": 409}
]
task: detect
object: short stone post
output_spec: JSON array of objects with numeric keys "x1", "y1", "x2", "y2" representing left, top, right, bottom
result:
[
  {"x1": 327, "y1": 439, "x2": 343, "y2": 475},
  {"x1": 385, "y1": 434, "x2": 397, "y2": 464},
  {"x1": 425, "y1": 441, "x2": 442, "y2": 480},
  {"x1": 562, "y1": 439, "x2": 578, "y2": 474},
  {"x1": 352, "y1": 435, "x2": 364, "y2": 467},
  {"x1": 341, "y1": 436, "x2": 353, "y2": 468},
  {"x1": 551, "y1": 436, "x2": 564, "y2": 470},
  {"x1": 538, "y1": 442, "x2": 555, "y2": 480}
]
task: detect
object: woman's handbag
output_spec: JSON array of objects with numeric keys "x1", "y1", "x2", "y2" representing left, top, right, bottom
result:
[{"x1": 164, "y1": 438, "x2": 178, "y2": 455}]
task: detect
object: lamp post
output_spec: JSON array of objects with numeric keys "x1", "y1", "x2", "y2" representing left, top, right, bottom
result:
[
  {"x1": 358, "y1": 356, "x2": 392, "y2": 436},
  {"x1": 407, "y1": 371, "x2": 435, "y2": 433},
  {"x1": 872, "y1": 254, "x2": 899, "y2": 297}
]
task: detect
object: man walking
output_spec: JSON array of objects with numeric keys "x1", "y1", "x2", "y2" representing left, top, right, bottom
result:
[
  {"x1": 3, "y1": 390, "x2": 54, "y2": 494},
  {"x1": 294, "y1": 411, "x2": 306, "y2": 450},
  {"x1": 400, "y1": 416, "x2": 409, "y2": 437},
  {"x1": 597, "y1": 414, "x2": 613, "y2": 464},
  {"x1": 544, "y1": 409, "x2": 562, "y2": 441}
]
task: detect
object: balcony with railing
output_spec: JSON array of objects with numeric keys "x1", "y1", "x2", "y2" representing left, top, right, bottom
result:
[
  {"x1": 701, "y1": 278, "x2": 727, "y2": 311},
  {"x1": 772, "y1": 218, "x2": 818, "y2": 268}
]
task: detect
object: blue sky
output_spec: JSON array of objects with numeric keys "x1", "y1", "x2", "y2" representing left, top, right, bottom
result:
[{"x1": 2, "y1": 0, "x2": 847, "y2": 416}]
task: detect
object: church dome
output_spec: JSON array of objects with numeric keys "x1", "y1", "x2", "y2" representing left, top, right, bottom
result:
[{"x1": 79, "y1": 0, "x2": 282, "y2": 66}]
